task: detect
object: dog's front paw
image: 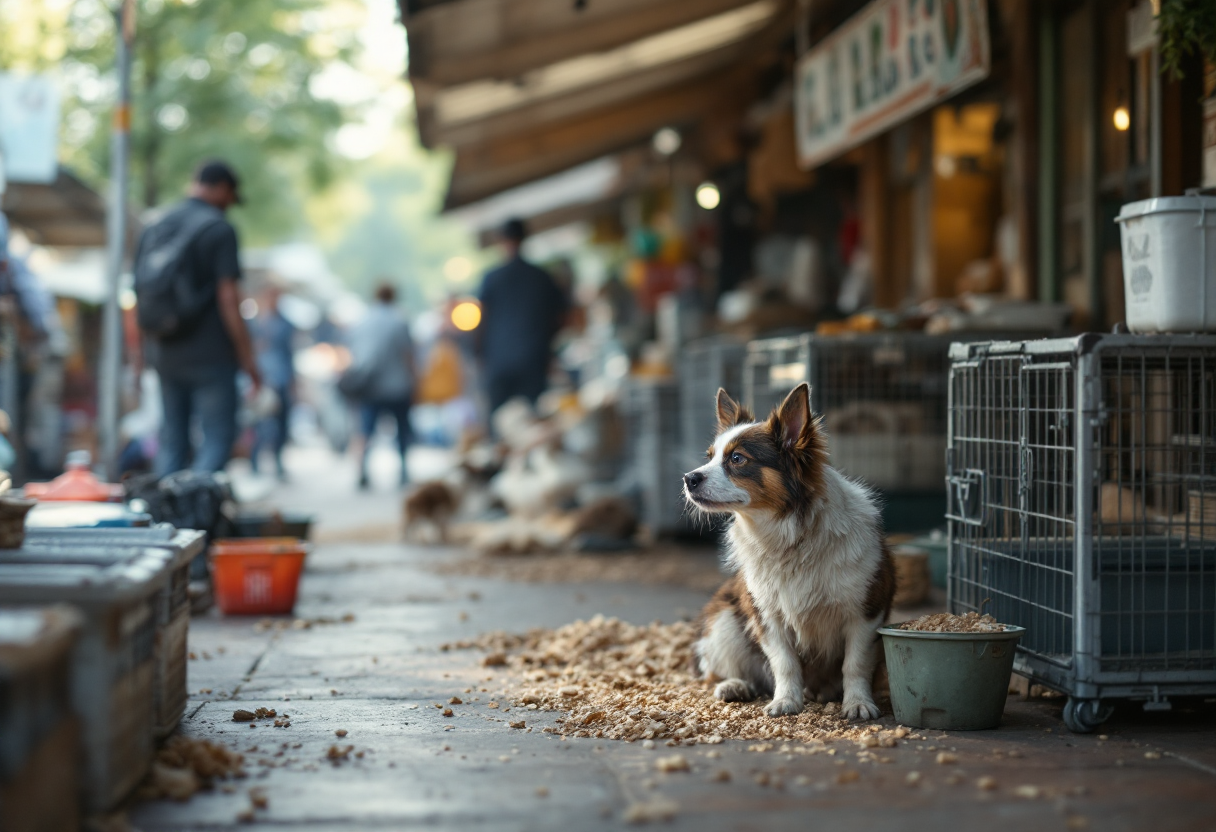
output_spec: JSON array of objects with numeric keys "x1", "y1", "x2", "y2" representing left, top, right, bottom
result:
[
  {"x1": 766, "y1": 695, "x2": 804, "y2": 717},
  {"x1": 841, "y1": 698, "x2": 881, "y2": 721},
  {"x1": 714, "y1": 678, "x2": 756, "y2": 702}
]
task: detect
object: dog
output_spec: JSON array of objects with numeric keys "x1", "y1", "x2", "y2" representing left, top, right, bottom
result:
[
  {"x1": 402, "y1": 480, "x2": 459, "y2": 543},
  {"x1": 682, "y1": 383, "x2": 895, "y2": 721}
]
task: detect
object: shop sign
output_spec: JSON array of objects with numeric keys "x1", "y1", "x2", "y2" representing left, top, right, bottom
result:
[
  {"x1": 794, "y1": 0, "x2": 990, "y2": 169},
  {"x1": 0, "y1": 73, "x2": 60, "y2": 185}
]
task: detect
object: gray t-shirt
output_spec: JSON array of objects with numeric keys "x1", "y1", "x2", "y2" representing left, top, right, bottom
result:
[
  {"x1": 142, "y1": 198, "x2": 242, "y2": 379},
  {"x1": 347, "y1": 303, "x2": 413, "y2": 402}
]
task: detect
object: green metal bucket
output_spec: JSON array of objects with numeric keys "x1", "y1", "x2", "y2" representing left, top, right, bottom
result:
[{"x1": 879, "y1": 624, "x2": 1025, "y2": 730}]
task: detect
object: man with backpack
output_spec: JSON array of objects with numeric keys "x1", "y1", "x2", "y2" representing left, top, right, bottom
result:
[{"x1": 135, "y1": 160, "x2": 260, "y2": 475}]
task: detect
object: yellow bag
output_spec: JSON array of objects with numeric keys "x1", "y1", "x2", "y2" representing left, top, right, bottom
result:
[{"x1": 416, "y1": 337, "x2": 463, "y2": 404}]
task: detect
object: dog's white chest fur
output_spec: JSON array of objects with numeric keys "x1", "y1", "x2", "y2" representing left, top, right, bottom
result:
[{"x1": 726, "y1": 467, "x2": 882, "y2": 654}]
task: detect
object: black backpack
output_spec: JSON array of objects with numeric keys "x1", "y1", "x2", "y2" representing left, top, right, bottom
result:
[{"x1": 134, "y1": 202, "x2": 222, "y2": 339}]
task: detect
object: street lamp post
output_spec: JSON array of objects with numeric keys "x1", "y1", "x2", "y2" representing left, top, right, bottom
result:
[{"x1": 98, "y1": 0, "x2": 134, "y2": 481}]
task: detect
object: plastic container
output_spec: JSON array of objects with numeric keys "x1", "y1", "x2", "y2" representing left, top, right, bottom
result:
[
  {"x1": 0, "y1": 554, "x2": 167, "y2": 810},
  {"x1": 229, "y1": 510, "x2": 315, "y2": 541},
  {"x1": 23, "y1": 451, "x2": 124, "y2": 502},
  {"x1": 1115, "y1": 194, "x2": 1216, "y2": 333},
  {"x1": 878, "y1": 624, "x2": 1025, "y2": 730},
  {"x1": 19, "y1": 527, "x2": 206, "y2": 738},
  {"x1": 0, "y1": 606, "x2": 82, "y2": 832},
  {"x1": 0, "y1": 496, "x2": 35, "y2": 548},
  {"x1": 210, "y1": 537, "x2": 309, "y2": 615},
  {"x1": 24, "y1": 501, "x2": 152, "y2": 529}
]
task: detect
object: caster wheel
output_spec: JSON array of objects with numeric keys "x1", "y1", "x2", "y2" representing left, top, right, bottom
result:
[{"x1": 1063, "y1": 697, "x2": 1114, "y2": 733}]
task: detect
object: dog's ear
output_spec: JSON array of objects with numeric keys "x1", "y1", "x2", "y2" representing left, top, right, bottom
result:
[
  {"x1": 772, "y1": 382, "x2": 816, "y2": 451},
  {"x1": 716, "y1": 388, "x2": 753, "y2": 433}
]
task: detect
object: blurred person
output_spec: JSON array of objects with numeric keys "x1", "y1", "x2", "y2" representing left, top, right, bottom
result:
[
  {"x1": 249, "y1": 284, "x2": 295, "y2": 480},
  {"x1": 475, "y1": 218, "x2": 568, "y2": 421},
  {"x1": 344, "y1": 282, "x2": 415, "y2": 489},
  {"x1": 135, "y1": 160, "x2": 260, "y2": 475}
]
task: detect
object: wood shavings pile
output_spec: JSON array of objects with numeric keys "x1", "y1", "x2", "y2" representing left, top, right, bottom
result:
[
  {"x1": 430, "y1": 547, "x2": 724, "y2": 592},
  {"x1": 897, "y1": 612, "x2": 1007, "y2": 633},
  {"x1": 445, "y1": 615, "x2": 905, "y2": 746},
  {"x1": 136, "y1": 736, "x2": 246, "y2": 801}
]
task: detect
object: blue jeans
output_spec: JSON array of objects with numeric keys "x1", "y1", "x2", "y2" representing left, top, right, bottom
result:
[{"x1": 156, "y1": 369, "x2": 238, "y2": 476}]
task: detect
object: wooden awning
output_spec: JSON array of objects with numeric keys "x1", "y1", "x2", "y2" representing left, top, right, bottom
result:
[
  {"x1": 2, "y1": 168, "x2": 108, "y2": 247},
  {"x1": 400, "y1": 0, "x2": 794, "y2": 209}
]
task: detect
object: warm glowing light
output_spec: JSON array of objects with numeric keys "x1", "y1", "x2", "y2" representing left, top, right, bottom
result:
[
  {"x1": 695, "y1": 182, "x2": 721, "y2": 210},
  {"x1": 451, "y1": 301, "x2": 481, "y2": 331},
  {"x1": 652, "y1": 127, "x2": 681, "y2": 156},
  {"x1": 1113, "y1": 106, "x2": 1130, "y2": 132},
  {"x1": 443, "y1": 255, "x2": 474, "y2": 282}
]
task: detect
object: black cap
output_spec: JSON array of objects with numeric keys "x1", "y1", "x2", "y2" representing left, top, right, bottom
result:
[
  {"x1": 500, "y1": 217, "x2": 527, "y2": 243},
  {"x1": 195, "y1": 159, "x2": 243, "y2": 203}
]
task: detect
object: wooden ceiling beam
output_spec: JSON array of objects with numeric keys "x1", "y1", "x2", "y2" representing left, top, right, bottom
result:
[
  {"x1": 421, "y1": 35, "x2": 766, "y2": 149},
  {"x1": 405, "y1": 0, "x2": 765, "y2": 87},
  {"x1": 444, "y1": 65, "x2": 759, "y2": 209}
]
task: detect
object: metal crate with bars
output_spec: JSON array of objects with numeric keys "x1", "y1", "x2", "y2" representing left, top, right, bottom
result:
[
  {"x1": 621, "y1": 378, "x2": 691, "y2": 536},
  {"x1": 743, "y1": 332, "x2": 959, "y2": 495},
  {"x1": 947, "y1": 334, "x2": 1216, "y2": 732},
  {"x1": 679, "y1": 337, "x2": 747, "y2": 476}
]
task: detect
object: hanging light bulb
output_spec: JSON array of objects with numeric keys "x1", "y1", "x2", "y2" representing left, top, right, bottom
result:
[
  {"x1": 1113, "y1": 105, "x2": 1130, "y2": 132},
  {"x1": 695, "y1": 182, "x2": 721, "y2": 210}
]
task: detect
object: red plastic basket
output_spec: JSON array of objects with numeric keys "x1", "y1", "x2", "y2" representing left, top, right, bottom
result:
[{"x1": 209, "y1": 538, "x2": 308, "y2": 615}]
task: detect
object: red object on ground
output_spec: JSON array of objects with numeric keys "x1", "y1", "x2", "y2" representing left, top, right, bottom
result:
[
  {"x1": 24, "y1": 457, "x2": 124, "y2": 502},
  {"x1": 210, "y1": 538, "x2": 309, "y2": 615}
]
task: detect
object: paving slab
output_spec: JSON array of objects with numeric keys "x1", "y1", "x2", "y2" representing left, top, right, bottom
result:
[{"x1": 127, "y1": 446, "x2": 1216, "y2": 831}]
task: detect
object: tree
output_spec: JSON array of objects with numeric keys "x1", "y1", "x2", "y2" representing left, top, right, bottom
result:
[{"x1": 2, "y1": 0, "x2": 360, "y2": 246}]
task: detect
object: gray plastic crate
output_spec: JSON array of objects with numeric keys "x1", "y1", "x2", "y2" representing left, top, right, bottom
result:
[
  {"x1": 679, "y1": 337, "x2": 747, "y2": 472},
  {"x1": 947, "y1": 334, "x2": 1216, "y2": 732},
  {"x1": 21, "y1": 527, "x2": 205, "y2": 738},
  {"x1": 0, "y1": 554, "x2": 167, "y2": 810},
  {"x1": 0, "y1": 606, "x2": 81, "y2": 832},
  {"x1": 621, "y1": 378, "x2": 693, "y2": 536}
]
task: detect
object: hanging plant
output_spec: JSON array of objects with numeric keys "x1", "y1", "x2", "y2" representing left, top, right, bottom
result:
[{"x1": 1157, "y1": 0, "x2": 1216, "y2": 81}]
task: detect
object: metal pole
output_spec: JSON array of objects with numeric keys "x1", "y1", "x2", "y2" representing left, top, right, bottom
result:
[{"x1": 98, "y1": 0, "x2": 133, "y2": 481}]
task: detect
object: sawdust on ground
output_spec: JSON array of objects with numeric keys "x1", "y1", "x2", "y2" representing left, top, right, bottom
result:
[
  {"x1": 443, "y1": 615, "x2": 912, "y2": 748},
  {"x1": 896, "y1": 611, "x2": 1007, "y2": 633},
  {"x1": 430, "y1": 546, "x2": 725, "y2": 592}
]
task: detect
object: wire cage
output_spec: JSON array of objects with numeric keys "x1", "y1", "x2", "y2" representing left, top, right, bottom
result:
[
  {"x1": 621, "y1": 378, "x2": 692, "y2": 536},
  {"x1": 679, "y1": 337, "x2": 748, "y2": 474},
  {"x1": 744, "y1": 332, "x2": 961, "y2": 494},
  {"x1": 947, "y1": 334, "x2": 1216, "y2": 732}
]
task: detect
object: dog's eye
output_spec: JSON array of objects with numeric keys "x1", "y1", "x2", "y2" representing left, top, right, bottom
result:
[{"x1": 729, "y1": 452, "x2": 745, "y2": 465}]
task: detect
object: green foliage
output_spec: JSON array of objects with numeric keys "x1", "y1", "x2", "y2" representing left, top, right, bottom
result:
[
  {"x1": 1158, "y1": 0, "x2": 1216, "y2": 82},
  {"x1": 0, "y1": 0, "x2": 483, "y2": 304},
  {"x1": 2, "y1": 0, "x2": 358, "y2": 246}
]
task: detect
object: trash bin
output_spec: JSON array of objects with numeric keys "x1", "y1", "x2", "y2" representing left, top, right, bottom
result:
[{"x1": 1115, "y1": 193, "x2": 1216, "y2": 333}]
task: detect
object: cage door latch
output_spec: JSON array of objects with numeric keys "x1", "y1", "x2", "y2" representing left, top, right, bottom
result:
[{"x1": 947, "y1": 469, "x2": 987, "y2": 527}]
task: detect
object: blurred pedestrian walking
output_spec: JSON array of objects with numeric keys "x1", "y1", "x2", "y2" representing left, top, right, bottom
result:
[
  {"x1": 135, "y1": 160, "x2": 260, "y2": 475},
  {"x1": 475, "y1": 218, "x2": 568, "y2": 422},
  {"x1": 341, "y1": 282, "x2": 415, "y2": 489},
  {"x1": 249, "y1": 283, "x2": 295, "y2": 480}
]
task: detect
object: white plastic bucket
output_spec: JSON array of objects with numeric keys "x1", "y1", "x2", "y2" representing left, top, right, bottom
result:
[{"x1": 1115, "y1": 195, "x2": 1216, "y2": 333}]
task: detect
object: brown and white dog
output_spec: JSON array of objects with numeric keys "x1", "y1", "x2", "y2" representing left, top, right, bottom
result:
[{"x1": 683, "y1": 383, "x2": 895, "y2": 720}]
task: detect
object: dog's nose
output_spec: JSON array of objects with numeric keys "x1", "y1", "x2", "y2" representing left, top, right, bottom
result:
[{"x1": 684, "y1": 471, "x2": 705, "y2": 491}]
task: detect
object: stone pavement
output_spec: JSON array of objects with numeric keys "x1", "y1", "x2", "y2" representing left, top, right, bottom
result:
[{"x1": 129, "y1": 444, "x2": 1216, "y2": 831}]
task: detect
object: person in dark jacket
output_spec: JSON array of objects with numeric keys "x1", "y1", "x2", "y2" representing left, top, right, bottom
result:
[
  {"x1": 137, "y1": 160, "x2": 260, "y2": 475},
  {"x1": 475, "y1": 218, "x2": 567, "y2": 420}
]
